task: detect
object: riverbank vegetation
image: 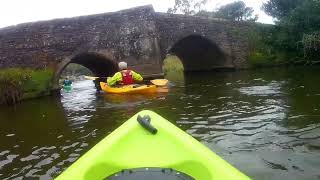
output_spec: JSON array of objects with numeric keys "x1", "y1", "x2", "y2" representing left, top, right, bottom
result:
[
  {"x1": 163, "y1": 55, "x2": 185, "y2": 82},
  {"x1": 0, "y1": 68, "x2": 53, "y2": 105},
  {"x1": 252, "y1": 0, "x2": 320, "y2": 67},
  {"x1": 168, "y1": 0, "x2": 320, "y2": 67},
  {"x1": 163, "y1": 55, "x2": 184, "y2": 74}
]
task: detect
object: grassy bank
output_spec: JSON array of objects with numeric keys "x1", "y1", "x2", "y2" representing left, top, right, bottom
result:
[{"x1": 0, "y1": 68, "x2": 53, "y2": 105}]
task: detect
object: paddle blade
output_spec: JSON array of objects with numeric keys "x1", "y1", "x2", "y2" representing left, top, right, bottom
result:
[
  {"x1": 84, "y1": 76, "x2": 99, "y2": 80},
  {"x1": 150, "y1": 79, "x2": 168, "y2": 87}
]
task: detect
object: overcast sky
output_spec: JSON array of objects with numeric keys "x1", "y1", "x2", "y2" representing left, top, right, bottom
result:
[{"x1": 0, "y1": 0, "x2": 274, "y2": 28}]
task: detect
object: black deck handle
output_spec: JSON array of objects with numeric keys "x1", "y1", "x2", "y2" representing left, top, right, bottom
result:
[{"x1": 137, "y1": 115, "x2": 158, "y2": 134}]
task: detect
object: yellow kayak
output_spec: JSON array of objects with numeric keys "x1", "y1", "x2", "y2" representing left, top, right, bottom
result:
[{"x1": 100, "y1": 82, "x2": 158, "y2": 94}]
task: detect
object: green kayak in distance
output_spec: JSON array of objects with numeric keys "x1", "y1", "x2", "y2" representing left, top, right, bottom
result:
[
  {"x1": 56, "y1": 110, "x2": 250, "y2": 180},
  {"x1": 62, "y1": 85, "x2": 72, "y2": 92}
]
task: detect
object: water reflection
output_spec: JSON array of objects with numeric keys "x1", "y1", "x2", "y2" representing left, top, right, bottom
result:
[
  {"x1": 0, "y1": 67, "x2": 320, "y2": 179},
  {"x1": 238, "y1": 81, "x2": 283, "y2": 96},
  {"x1": 0, "y1": 96, "x2": 72, "y2": 179}
]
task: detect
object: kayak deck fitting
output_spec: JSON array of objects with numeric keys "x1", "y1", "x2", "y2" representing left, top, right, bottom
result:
[{"x1": 56, "y1": 110, "x2": 250, "y2": 180}]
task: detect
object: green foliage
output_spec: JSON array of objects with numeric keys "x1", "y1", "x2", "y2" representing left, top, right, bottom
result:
[
  {"x1": 301, "y1": 32, "x2": 320, "y2": 63},
  {"x1": 162, "y1": 55, "x2": 185, "y2": 83},
  {"x1": 249, "y1": 51, "x2": 294, "y2": 67},
  {"x1": 23, "y1": 69, "x2": 54, "y2": 99},
  {"x1": 168, "y1": 0, "x2": 208, "y2": 15},
  {"x1": 0, "y1": 68, "x2": 53, "y2": 104},
  {"x1": 281, "y1": 0, "x2": 320, "y2": 33},
  {"x1": 0, "y1": 68, "x2": 31, "y2": 104},
  {"x1": 249, "y1": 52, "x2": 273, "y2": 67},
  {"x1": 162, "y1": 55, "x2": 184, "y2": 73},
  {"x1": 193, "y1": 1, "x2": 258, "y2": 22},
  {"x1": 61, "y1": 63, "x2": 92, "y2": 78},
  {"x1": 247, "y1": 24, "x2": 268, "y2": 52},
  {"x1": 213, "y1": 1, "x2": 258, "y2": 22},
  {"x1": 247, "y1": 23, "x2": 302, "y2": 67},
  {"x1": 262, "y1": 0, "x2": 300, "y2": 20},
  {"x1": 262, "y1": 0, "x2": 320, "y2": 63},
  {"x1": 195, "y1": 10, "x2": 213, "y2": 18}
]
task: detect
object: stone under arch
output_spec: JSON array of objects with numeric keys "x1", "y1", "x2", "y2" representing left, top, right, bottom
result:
[
  {"x1": 167, "y1": 35, "x2": 231, "y2": 72},
  {"x1": 53, "y1": 52, "x2": 118, "y2": 90}
]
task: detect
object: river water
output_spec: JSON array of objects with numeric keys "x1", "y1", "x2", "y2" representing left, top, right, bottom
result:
[{"x1": 0, "y1": 67, "x2": 320, "y2": 180}]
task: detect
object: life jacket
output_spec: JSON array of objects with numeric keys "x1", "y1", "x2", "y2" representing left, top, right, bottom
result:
[{"x1": 120, "y1": 70, "x2": 134, "y2": 85}]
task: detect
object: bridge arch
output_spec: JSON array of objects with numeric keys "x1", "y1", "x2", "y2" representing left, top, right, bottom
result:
[
  {"x1": 167, "y1": 35, "x2": 229, "y2": 72},
  {"x1": 53, "y1": 52, "x2": 118, "y2": 90}
]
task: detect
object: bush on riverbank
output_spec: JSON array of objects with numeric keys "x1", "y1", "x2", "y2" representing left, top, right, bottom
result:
[
  {"x1": 0, "y1": 68, "x2": 53, "y2": 105},
  {"x1": 249, "y1": 52, "x2": 274, "y2": 67},
  {"x1": 248, "y1": 24, "x2": 305, "y2": 67},
  {"x1": 249, "y1": 0, "x2": 320, "y2": 68},
  {"x1": 301, "y1": 33, "x2": 320, "y2": 65}
]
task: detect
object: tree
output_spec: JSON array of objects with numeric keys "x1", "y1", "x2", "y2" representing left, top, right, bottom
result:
[
  {"x1": 262, "y1": 0, "x2": 320, "y2": 62},
  {"x1": 167, "y1": 0, "x2": 208, "y2": 15},
  {"x1": 302, "y1": 33, "x2": 320, "y2": 63},
  {"x1": 284, "y1": 0, "x2": 320, "y2": 32},
  {"x1": 195, "y1": 10, "x2": 213, "y2": 18},
  {"x1": 262, "y1": 0, "x2": 300, "y2": 20},
  {"x1": 213, "y1": 1, "x2": 258, "y2": 21},
  {"x1": 168, "y1": 0, "x2": 257, "y2": 22},
  {"x1": 284, "y1": 0, "x2": 320, "y2": 61}
]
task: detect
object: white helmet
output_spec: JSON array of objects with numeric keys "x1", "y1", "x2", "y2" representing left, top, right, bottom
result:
[{"x1": 118, "y1": 61, "x2": 127, "y2": 70}]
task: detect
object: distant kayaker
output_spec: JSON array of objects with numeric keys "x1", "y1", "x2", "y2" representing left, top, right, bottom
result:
[
  {"x1": 107, "y1": 61, "x2": 143, "y2": 86},
  {"x1": 63, "y1": 76, "x2": 73, "y2": 86}
]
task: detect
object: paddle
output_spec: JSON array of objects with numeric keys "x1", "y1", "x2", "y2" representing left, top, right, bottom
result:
[
  {"x1": 85, "y1": 76, "x2": 169, "y2": 87},
  {"x1": 150, "y1": 79, "x2": 169, "y2": 93},
  {"x1": 84, "y1": 76, "x2": 102, "y2": 80},
  {"x1": 150, "y1": 79, "x2": 169, "y2": 87}
]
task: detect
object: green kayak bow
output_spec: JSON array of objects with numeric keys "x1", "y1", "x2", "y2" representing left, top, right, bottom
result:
[{"x1": 56, "y1": 110, "x2": 250, "y2": 180}]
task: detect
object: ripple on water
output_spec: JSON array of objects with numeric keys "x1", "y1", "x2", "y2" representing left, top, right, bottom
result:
[
  {"x1": 0, "y1": 151, "x2": 19, "y2": 169},
  {"x1": 2, "y1": 69, "x2": 320, "y2": 179},
  {"x1": 238, "y1": 81, "x2": 283, "y2": 96},
  {"x1": 180, "y1": 89, "x2": 290, "y2": 153}
]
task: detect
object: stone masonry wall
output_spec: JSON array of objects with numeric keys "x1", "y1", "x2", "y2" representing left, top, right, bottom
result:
[
  {"x1": 0, "y1": 5, "x2": 162, "y2": 75},
  {"x1": 155, "y1": 13, "x2": 252, "y2": 69},
  {"x1": 0, "y1": 5, "x2": 254, "y2": 82}
]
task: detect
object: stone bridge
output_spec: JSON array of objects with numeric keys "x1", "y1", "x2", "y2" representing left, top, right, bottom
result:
[{"x1": 0, "y1": 5, "x2": 253, "y2": 90}]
